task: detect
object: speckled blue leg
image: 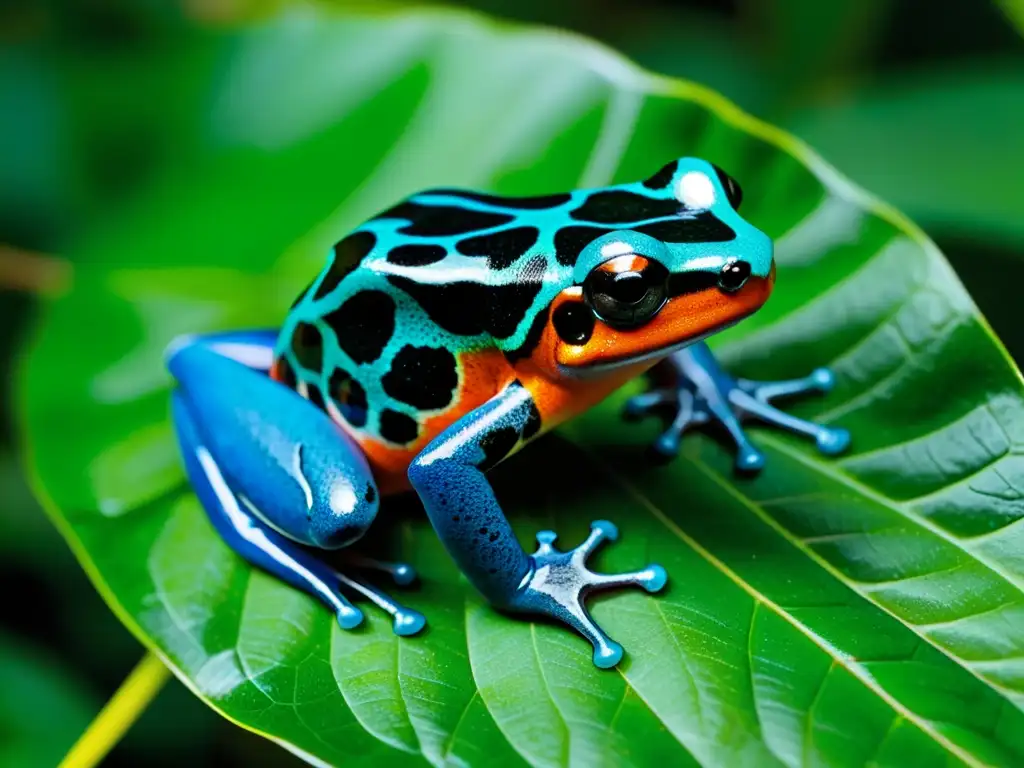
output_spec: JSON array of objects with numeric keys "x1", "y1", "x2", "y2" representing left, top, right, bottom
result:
[
  {"x1": 624, "y1": 341, "x2": 850, "y2": 471},
  {"x1": 409, "y1": 382, "x2": 666, "y2": 668},
  {"x1": 168, "y1": 331, "x2": 424, "y2": 636}
]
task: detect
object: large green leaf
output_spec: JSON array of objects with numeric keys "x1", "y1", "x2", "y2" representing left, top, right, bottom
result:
[{"x1": 19, "y1": 4, "x2": 1024, "y2": 766}]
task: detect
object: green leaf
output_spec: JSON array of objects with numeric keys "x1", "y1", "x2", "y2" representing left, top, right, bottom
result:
[
  {"x1": 18, "y1": 4, "x2": 1024, "y2": 766},
  {"x1": 789, "y1": 59, "x2": 1024, "y2": 249}
]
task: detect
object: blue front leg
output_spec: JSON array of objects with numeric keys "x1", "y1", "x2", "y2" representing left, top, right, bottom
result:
[
  {"x1": 408, "y1": 382, "x2": 667, "y2": 668},
  {"x1": 168, "y1": 331, "x2": 424, "y2": 636},
  {"x1": 624, "y1": 341, "x2": 850, "y2": 471}
]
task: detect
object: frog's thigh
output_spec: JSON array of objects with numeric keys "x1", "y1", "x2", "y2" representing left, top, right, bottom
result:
[{"x1": 166, "y1": 332, "x2": 379, "y2": 550}]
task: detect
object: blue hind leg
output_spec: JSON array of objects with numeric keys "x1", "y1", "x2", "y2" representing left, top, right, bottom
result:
[
  {"x1": 168, "y1": 330, "x2": 425, "y2": 636},
  {"x1": 624, "y1": 341, "x2": 850, "y2": 471}
]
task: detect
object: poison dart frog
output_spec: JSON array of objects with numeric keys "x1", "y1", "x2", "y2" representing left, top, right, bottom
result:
[{"x1": 167, "y1": 158, "x2": 850, "y2": 668}]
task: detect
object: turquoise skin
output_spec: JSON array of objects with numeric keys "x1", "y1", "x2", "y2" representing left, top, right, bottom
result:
[{"x1": 167, "y1": 157, "x2": 849, "y2": 668}]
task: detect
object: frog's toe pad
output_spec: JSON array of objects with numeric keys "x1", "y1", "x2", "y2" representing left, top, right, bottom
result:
[{"x1": 512, "y1": 520, "x2": 667, "y2": 669}]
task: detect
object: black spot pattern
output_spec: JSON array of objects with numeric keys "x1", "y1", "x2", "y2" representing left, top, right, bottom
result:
[
  {"x1": 570, "y1": 191, "x2": 680, "y2": 224},
  {"x1": 643, "y1": 160, "x2": 678, "y2": 190},
  {"x1": 455, "y1": 226, "x2": 540, "y2": 270},
  {"x1": 381, "y1": 345, "x2": 458, "y2": 410},
  {"x1": 306, "y1": 382, "x2": 327, "y2": 411},
  {"x1": 425, "y1": 189, "x2": 572, "y2": 210},
  {"x1": 323, "y1": 290, "x2": 396, "y2": 364},
  {"x1": 478, "y1": 425, "x2": 519, "y2": 472},
  {"x1": 329, "y1": 369, "x2": 368, "y2": 427},
  {"x1": 552, "y1": 302, "x2": 594, "y2": 344},
  {"x1": 314, "y1": 231, "x2": 376, "y2": 300},
  {"x1": 553, "y1": 226, "x2": 614, "y2": 267},
  {"x1": 379, "y1": 409, "x2": 419, "y2": 445},
  {"x1": 365, "y1": 484, "x2": 376, "y2": 503},
  {"x1": 276, "y1": 357, "x2": 298, "y2": 389},
  {"x1": 503, "y1": 303, "x2": 549, "y2": 364},
  {"x1": 381, "y1": 201, "x2": 514, "y2": 237},
  {"x1": 386, "y1": 243, "x2": 448, "y2": 267},
  {"x1": 291, "y1": 322, "x2": 323, "y2": 372},
  {"x1": 387, "y1": 256, "x2": 544, "y2": 340},
  {"x1": 634, "y1": 213, "x2": 735, "y2": 243}
]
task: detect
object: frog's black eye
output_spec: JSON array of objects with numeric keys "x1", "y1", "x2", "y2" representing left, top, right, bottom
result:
[
  {"x1": 583, "y1": 254, "x2": 669, "y2": 329},
  {"x1": 719, "y1": 259, "x2": 751, "y2": 292},
  {"x1": 712, "y1": 164, "x2": 743, "y2": 210}
]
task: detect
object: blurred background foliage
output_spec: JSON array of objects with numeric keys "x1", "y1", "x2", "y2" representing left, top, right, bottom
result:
[{"x1": 1, "y1": 0, "x2": 1021, "y2": 765}]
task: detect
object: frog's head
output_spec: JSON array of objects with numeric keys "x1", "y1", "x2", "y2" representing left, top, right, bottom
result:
[{"x1": 549, "y1": 157, "x2": 773, "y2": 377}]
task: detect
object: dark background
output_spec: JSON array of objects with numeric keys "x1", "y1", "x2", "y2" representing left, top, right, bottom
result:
[{"x1": 2, "y1": 0, "x2": 1021, "y2": 764}]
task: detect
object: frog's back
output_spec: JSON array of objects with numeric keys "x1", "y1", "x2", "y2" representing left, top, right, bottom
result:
[
  {"x1": 271, "y1": 168, "x2": 727, "y2": 492},
  {"x1": 271, "y1": 187, "x2": 577, "y2": 492}
]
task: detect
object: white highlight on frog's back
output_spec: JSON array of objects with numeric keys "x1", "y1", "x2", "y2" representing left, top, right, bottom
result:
[
  {"x1": 676, "y1": 172, "x2": 716, "y2": 210},
  {"x1": 292, "y1": 444, "x2": 314, "y2": 510}
]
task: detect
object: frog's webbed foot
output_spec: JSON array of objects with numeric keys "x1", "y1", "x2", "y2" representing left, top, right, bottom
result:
[
  {"x1": 623, "y1": 341, "x2": 850, "y2": 472},
  {"x1": 509, "y1": 520, "x2": 667, "y2": 668}
]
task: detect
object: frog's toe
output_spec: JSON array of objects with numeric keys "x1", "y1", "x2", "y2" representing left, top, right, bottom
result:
[
  {"x1": 510, "y1": 520, "x2": 667, "y2": 669},
  {"x1": 336, "y1": 570, "x2": 427, "y2": 637}
]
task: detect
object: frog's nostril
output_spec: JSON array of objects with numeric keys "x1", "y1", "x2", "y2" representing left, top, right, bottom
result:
[{"x1": 718, "y1": 259, "x2": 751, "y2": 293}]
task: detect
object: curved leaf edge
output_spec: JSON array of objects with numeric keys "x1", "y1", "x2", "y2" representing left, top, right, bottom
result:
[{"x1": 15, "y1": 1, "x2": 1024, "y2": 762}]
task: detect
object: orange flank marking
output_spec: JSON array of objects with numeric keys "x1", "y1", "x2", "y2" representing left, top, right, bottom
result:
[{"x1": 356, "y1": 347, "x2": 517, "y2": 495}]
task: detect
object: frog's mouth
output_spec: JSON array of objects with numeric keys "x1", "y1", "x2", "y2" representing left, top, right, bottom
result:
[{"x1": 553, "y1": 269, "x2": 774, "y2": 378}]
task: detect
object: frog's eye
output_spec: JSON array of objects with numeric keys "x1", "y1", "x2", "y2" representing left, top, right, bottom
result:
[
  {"x1": 583, "y1": 254, "x2": 669, "y2": 329},
  {"x1": 711, "y1": 164, "x2": 743, "y2": 210}
]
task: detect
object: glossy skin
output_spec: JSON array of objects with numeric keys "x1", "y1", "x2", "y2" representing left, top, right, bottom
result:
[{"x1": 168, "y1": 158, "x2": 850, "y2": 667}]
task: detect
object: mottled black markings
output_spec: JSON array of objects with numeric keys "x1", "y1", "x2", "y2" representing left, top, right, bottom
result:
[
  {"x1": 503, "y1": 303, "x2": 549, "y2": 364},
  {"x1": 643, "y1": 160, "x2": 679, "y2": 190},
  {"x1": 306, "y1": 382, "x2": 327, "y2": 411},
  {"x1": 329, "y1": 369, "x2": 368, "y2": 428},
  {"x1": 365, "y1": 484, "x2": 376, "y2": 503},
  {"x1": 570, "y1": 190, "x2": 680, "y2": 224},
  {"x1": 315, "y1": 231, "x2": 376, "y2": 300},
  {"x1": 381, "y1": 345, "x2": 458, "y2": 410},
  {"x1": 553, "y1": 302, "x2": 595, "y2": 344},
  {"x1": 323, "y1": 290, "x2": 396, "y2": 364},
  {"x1": 387, "y1": 256, "x2": 544, "y2": 340},
  {"x1": 291, "y1": 322, "x2": 323, "y2": 372},
  {"x1": 478, "y1": 425, "x2": 519, "y2": 473},
  {"x1": 425, "y1": 188, "x2": 572, "y2": 210},
  {"x1": 386, "y1": 243, "x2": 447, "y2": 267},
  {"x1": 276, "y1": 357, "x2": 298, "y2": 389},
  {"x1": 381, "y1": 201, "x2": 514, "y2": 237},
  {"x1": 634, "y1": 213, "x2": 735, "y2": 243},
  {"x1": 553, "y1": 226, "x2": 614, "y2": 267},
  {"x1": 667, "y1": 270, "x2": 719, "y2": 297},
  {"x1": 455, "y1": 226, "x2": 540, "y2": 270},
  {"x1": 379, "y1": 409, "x2": 419, "y2": 445}
]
